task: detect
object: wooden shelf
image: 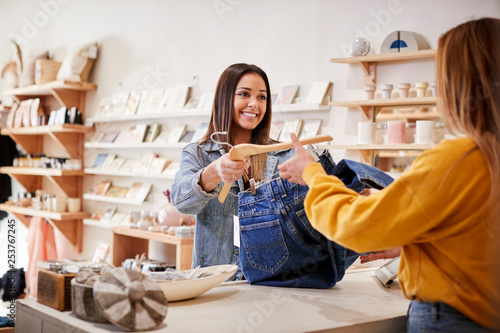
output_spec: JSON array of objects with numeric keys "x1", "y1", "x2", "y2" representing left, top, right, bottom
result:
[
  {"x1": 0, "y1": 167, "x2": 84, "y2": 176},
  {"x1": 330, "y1": 49, "x2": 436, "y2": 85},
  {"x1": 376, "y1": 111, "x2": 440, "y2": 121},
  {"x1": 330, "y1": 96, "x2": 436, "y2": 108},
  {"x1": 1, "y1": 124, "x2": 95, "y2": 135},
  {"x1": 0, "y1": 204, "x2": 89, "y2": 252},
  {"x1": 82, "y1": 193, "x2": 145, "y2": 205},
  {"x1": 330, "y1": 96, "x2": 436, "y2": 117},
  {"x1": 0, "y1": 204, "x2": 89, "y2": 220},
  {"x1": 3, "y1": 80, "x2": 97, "y2": 96},
  {"x1": 330, "y1": 49, "x2": 436, "y2": 64},
  {"x1": 84, "y1": 168, "x2": 175, "y2": 180},
  {"x1": 84, "y1": 142, "x2": 186, "y2": 149},
  {"x1": 112, "y1": 226, "x2": 193, "y2": 270}
]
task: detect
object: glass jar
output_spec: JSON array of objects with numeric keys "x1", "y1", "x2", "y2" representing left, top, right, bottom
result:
[
  {"x1": 434, "y1": 121, "x2": 445, "y2": 143},
  {"x1": 375, "y1": 123, "x2": 387, "y2": 144}
]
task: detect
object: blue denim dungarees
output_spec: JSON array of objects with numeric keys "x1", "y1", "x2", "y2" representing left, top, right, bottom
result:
[{"x1": 238, "y1": 150, "x2": 394, "y2": 288}]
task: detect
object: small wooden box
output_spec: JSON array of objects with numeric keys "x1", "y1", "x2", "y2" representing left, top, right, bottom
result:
[{"x1": 37, "y1": 269, "x2": 76, "y2": 311}]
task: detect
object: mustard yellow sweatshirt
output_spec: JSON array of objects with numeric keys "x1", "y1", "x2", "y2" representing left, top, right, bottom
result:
[{"x1": 303, "y1": 137, "x2": 500, "y2": 330}]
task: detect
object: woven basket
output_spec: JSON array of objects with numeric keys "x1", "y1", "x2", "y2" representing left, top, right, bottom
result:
[{"x1": 35, "y1": 59, "x2": 62, "y2": 85}]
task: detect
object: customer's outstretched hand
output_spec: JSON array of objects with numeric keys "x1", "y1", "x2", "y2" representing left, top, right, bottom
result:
[
  {"x1": 278, "y1": 133, "x2": 316, "y2": 185},
  {"x1": 360, "y1": 247, "x2": 401, "y2": 264}
]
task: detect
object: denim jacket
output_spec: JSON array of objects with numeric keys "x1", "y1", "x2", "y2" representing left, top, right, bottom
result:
[{"x1": 170, "y1": 141, "x2": 296, "y2": 269}]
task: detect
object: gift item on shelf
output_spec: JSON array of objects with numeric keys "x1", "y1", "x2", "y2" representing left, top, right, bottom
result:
[
  {"x1": 364, "y1": 84, "x2": 376, "y2": 99},
  {"x1": 415, "y1": 120, "x2": 435, "y2": 144},
  {"x1": 398, "y1": 83, "x2": 411, "y2": 98},
  {"x1": 429, "y1": 81, "x2": 437, "y2": 96},
  {"x1": 358, "y1": 121, "x2": 375, "y2": 144},
  {"x1": 380, "y1": 30, "x2": 430, "y2": 54},
  {"x1": 381, "y1": 84, "x2": 393, "y2": 99},
  {"x1": 279, "y1": 119, "x2": 303, "y2": 142},
  {"x1": 269, "y1": 120, "x2": 284, "y2": 141},
  {"x1": 350, "y1": 37, "x2": 370, "y2": 56},
  {"x1": 415, "y1": 81, "x2": 429, "y2": 97},
  {"x1": 299, "y1": 119, "x2": 322, "y2": 139},
  {"x1": 387, "y1": 121, "x2": 406, "y2": 144},
  {"x1": 56, "y1": 41, "x2": 98, "y2": 82}
]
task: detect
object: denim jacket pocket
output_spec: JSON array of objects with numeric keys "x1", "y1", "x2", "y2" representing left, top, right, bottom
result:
[{"x1": 240, "y1": 219, "x2": 289, "y2": 274}]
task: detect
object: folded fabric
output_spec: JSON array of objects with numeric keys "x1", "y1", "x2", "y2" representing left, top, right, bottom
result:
[{"x1": 238, "y1": 151, "x2": 394, "y2": 288}]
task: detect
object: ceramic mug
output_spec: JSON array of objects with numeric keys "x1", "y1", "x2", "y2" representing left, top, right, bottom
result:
[
  {"x1": 67, "y1": 197, "x2": 81, "y2": 212},
  {"x1": 350, "y1": 37, "x2": 370, "y2": 56},
  {"x1": 52, "y1": 197, "x2": 67, "y2": 212}
]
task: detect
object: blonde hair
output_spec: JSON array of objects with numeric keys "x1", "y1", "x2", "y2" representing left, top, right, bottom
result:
[{"x1": 436, "y1": 18, "x2": 500, "y2": 202}]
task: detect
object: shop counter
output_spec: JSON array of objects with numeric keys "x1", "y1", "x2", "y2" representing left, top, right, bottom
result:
[{"x1": 15, "y1": 268, "x2": 409, "y2": 333}]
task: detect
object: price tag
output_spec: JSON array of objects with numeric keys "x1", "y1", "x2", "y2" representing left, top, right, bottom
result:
[{"x1": 233, "y1": 215, "x2": 240, "y2": 248}]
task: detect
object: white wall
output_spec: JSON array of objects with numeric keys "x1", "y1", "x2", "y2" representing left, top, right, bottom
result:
[{"x1": 1, "y1": 0, "x2": 499, "y2": 266}]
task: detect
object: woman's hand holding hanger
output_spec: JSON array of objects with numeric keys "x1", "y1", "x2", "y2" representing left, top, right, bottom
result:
[{"x1": 215, "y1": 153, "x2": 247, "y2": 183}]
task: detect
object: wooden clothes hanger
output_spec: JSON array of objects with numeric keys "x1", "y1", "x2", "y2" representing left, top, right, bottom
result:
[{"x1": 218, "y1": 134, "x2": 333, "y2": 202}]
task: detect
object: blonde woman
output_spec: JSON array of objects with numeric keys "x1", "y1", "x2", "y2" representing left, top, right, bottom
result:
[{"x1": 279, "y1": 18, "x2": 500, "y2": 332}]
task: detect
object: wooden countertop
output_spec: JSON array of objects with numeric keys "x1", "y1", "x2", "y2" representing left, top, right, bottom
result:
[{"x1": 16, "y1": 268, "x2": 409, "y2": 333}]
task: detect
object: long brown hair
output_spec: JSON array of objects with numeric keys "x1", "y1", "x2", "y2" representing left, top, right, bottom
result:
[
  {"x1": 436, "y1": 18, "x2": 500, "y2": 202},
  {"x1": 199, "y1": 63, "x2": 272, "y2": 181}
]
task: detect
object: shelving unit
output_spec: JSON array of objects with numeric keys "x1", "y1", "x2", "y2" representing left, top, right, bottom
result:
[
  {"x1": 0, "y1": 81, "x2": 97, "y2": 252},
  {"x1": 330, "y1": 49, "x2": 437, "y2": 167},
  {"x1": 111, "y1": 226, "x2": 193, "y2": 270}
]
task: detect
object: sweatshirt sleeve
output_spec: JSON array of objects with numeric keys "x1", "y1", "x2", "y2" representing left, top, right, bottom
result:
[{"x1": 302, "y1": 162, "x2": 435, "y2": 253}]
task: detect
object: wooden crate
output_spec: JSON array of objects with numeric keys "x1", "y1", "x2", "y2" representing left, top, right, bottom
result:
[{"x1": 37, "y1": 269, "x2": 76, "y2": 311}]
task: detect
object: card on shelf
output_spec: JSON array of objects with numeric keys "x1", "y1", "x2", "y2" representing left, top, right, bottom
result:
[
  {"x1": 152, "y1": 131, "x2": 169, "y2": 144},
  {"x1": 164, "y1": 85, "x2": 191, "y2": 112},
  {"x1": 149, "y1": 157, "x2": 171, "y2": 174},
  {"x1": 111, "y1": 92, "x2": 130, "y2": 115},
  {"x1": 147, "y1": 88, "x2": 165, "y2": 113},
  {"x1": 299, "y1": 119, "x2": 322, "y2": 139},
  {"x1": 89, "y1": 180, "x2": 112, "y2": 196},
  {"x1": 114, "y1": 128, "x2": 132, "y2": 144},
  {"x1": 275, "y1": 85, "x2": 299, "y2": 105},
  {"x1": 91, "y1": 153, "x2": 108, "y2": 168},
  {"x1": 101, "y1": 205, "x2": 116, "y2": 223},
  {"x1": 133, "y1": 183, "x2": 152, "y2": 202},
  {"x1": 158, "y1": 87, "x2": 172, "y2": 112},
  {"x1": 125, "y1": 182, "x2": 143, "y2": 199},
  {"x1": 92, "y1": 243, "x2": 110, "y2": 263},
  {"x1": 105, "y1": 186, "x2": 129, "y2": 198},
  {"x1": 124, "y1": 90, "x2": 142, "y2": 115},
  {"x1": 305, "y1": 81, "x2": 333, "y2": 104},
  {"x1": 135, "y1": 153, "x2": 158, "y2": 173},
  {"x1": 269, "y1": 120, "x2": 285, "y2": 141},
  {"x1": 162, "y1": 162, "x2": 179, "y2": 177},
  {"x1": 96, "y1": 97, "x2": 114, "y2": 117},
  {"x1": 197, "y1": 92, "x2": 215, "y2": 111},
  {"x1": 183, "y1": 97, "x2": 199, "y2": 110},
  {"x1": 144, "y1": 123, "x2": 161, "y2": 143},
  {"x1": 100, "y1": 154, "x2": 116, "y2": 170},
  {"x1": 279, "y1": 119, "x2": 303, "y2": 142},
  {"x1": 99, "y1": 131, "x2": 120, "y2": 143},
  {"x1": 191, "y1": 122, "x2": 209, "y2": 143},
  {"x1": 135, "y1": 90, "x2": 151, "y2": 114},
  {"x1": 120, "y1": 159, "x2": 138, "y2": 173},
  {"x1": 109, "y1": 157, "x2": 126, "y2": 170},
  {"x1": 133, "y1": 124, "x2": 149, "y2": 143},
  {"x1": 179, "y1": 130, "x2": 195, "y2": 143},
  {"x1": 167, "y1": 124, "x2": 187, "y2": 143}
]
